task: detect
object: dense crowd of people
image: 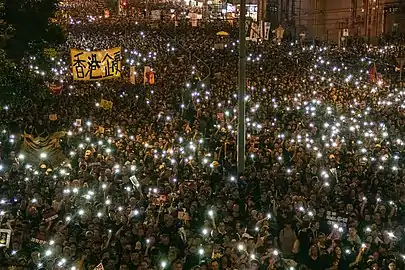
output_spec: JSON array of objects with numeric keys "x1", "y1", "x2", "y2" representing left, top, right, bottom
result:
[{"x1": 1, "y1": 3, "x2": 405, "y2": 269}]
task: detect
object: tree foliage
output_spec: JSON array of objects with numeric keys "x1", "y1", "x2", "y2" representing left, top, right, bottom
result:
[
  {"x1": 2, "y1": 0, "x2": 65, "y2": 62},
  {"x1": 0, "y1": 0, "x2": 65, "y2": 101},
  {"x1": 0, "y1": 49, "x2": 47, "y2": 101}
]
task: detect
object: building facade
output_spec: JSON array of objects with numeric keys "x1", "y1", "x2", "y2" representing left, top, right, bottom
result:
[
  {"x1": 383, "y1": 0, "x2": 405, "y2": 36},
  {"x1": 261, "y1": 0, "x2": 405, "y2": 42}
]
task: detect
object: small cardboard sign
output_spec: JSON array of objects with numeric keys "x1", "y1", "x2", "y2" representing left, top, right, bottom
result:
[
  {"x1": 326, "y1": 211, "x2": 348, "y2": 227},
  {"x1": 42, "y1": 208, "x2": 59, "y2": 222},
  {"x1": 30, "y1": 238, "x2": 47, "y2": 245},
  {"x1": 152, "y1": 195, "x2": 167, "y2": 206},
  {"x1": 31, "y1": 230, "x2": 47, "y2": 245},
  {"x1": 0, "y1": 229, "x2": 11, "y2": 248},
  {"x1": 177, "y1": 210, "x2": 190, "y2": 220}
]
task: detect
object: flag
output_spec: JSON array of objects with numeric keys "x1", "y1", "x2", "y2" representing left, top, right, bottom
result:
[
  {"x1": 275, "y1": 25, "x2": 284, "y2": 40},
  {"x1": 185, "y1": 122, "x2": 191, "y2": 133},
  {"x1": 94, "y1": 263, "x2": 104, "y2": 270},
  {"x1": 148, "y1": 72, "x2": 155, "y2": 85},
  {"x1": 143, "y1": 66, "x2": 155, "y2": 85},
  {"x1": 143, "y1": 66, "x2": 151, "y2": 85},
  {"x1": 368, "y1": 63, "x2": 377, "y2": 83},
  {"x1": 129, "y1": 66, "x2": 136, "y2": 84}
]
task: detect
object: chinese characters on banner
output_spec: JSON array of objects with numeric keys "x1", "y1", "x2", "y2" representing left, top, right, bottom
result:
[{"x1": 70, "y1": 47, "x2": 121, "y2": 80}]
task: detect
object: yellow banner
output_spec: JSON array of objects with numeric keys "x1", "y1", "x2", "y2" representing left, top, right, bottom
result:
[
  {"x1": 23, "y1": 131, "x2": 65, "y2": 151},
  {"x1": 22, "y1": 131, "x2": 67, "y2": 166},
  {"x1": 70, "y1": 47, "x2": 121, "y2": 80}
]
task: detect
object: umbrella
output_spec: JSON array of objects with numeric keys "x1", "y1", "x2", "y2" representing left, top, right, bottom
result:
[{"x1": 216, "y1": 31, "x2": 229, "y2": 36}]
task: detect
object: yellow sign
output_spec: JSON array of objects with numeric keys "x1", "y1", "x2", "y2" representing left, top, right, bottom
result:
[
  {"x1": 44, "y1": 48, "x2": 58, "y2": 58},
  {"x1": 100, "y1": 99, "x2": 113, "y2": 110},
  {"x1": 97, "y1": 126, "x2": 105, "y2": 134},
  {"x1": 70, "y1": 47, "x2": 121, "y2": 80}
]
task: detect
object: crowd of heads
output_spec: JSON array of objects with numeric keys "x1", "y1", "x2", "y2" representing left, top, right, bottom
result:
[{"x1": 1, "y1": 3, "x2": 405, "y2": 270}]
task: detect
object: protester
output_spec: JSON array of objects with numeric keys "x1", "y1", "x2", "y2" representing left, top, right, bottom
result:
[{"x1": 1, "y1": 2, "x2": 405, "y2": 270}]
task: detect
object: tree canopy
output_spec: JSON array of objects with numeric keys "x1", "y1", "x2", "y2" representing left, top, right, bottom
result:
[
  {"x1": 2, "y1": 0, "x2": 65, "y2": 61},
  {"x1": 0, "y1": 0, "x2": 65, "y2": 101}
]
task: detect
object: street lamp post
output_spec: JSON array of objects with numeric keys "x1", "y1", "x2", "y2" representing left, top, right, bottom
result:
[{"x1": 237, "y1": 0, "x2": 247, "y2": 174}]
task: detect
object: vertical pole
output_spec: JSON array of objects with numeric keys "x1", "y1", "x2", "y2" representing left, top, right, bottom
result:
[
  {"x1": 365, "y1": 0, "x2": 369, "y2": 42},
  {"x1": 291, "y1": 0, "x2": 295, "y2": 39},
  {"x1": 313, "y1": 0, "x2": 317, "y2": 41},
  {"x1": 261, "y1": 0, "x2": 267, "y2": 22},
  {"x1": 375, "y1": 0, "x2": 379, "y2": 37},
  {"x1": 258, "y1": 0, "x2": 262, "y2": 22},
  {"x1": 298, "y1": 0, "x2": 302, "y2": 37},
  {"x1": 278, "y1": 0, "x2": 282, "y2": 23},
  {"x1": 238, "y1": 0, "x2": 247, "y2": 175},
  {"x1": 338, "y1": 29, "x2": 341, "y2": 48},
  {"x1": 146, "y1": 0, "x2": 149, "y2": 20}
]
